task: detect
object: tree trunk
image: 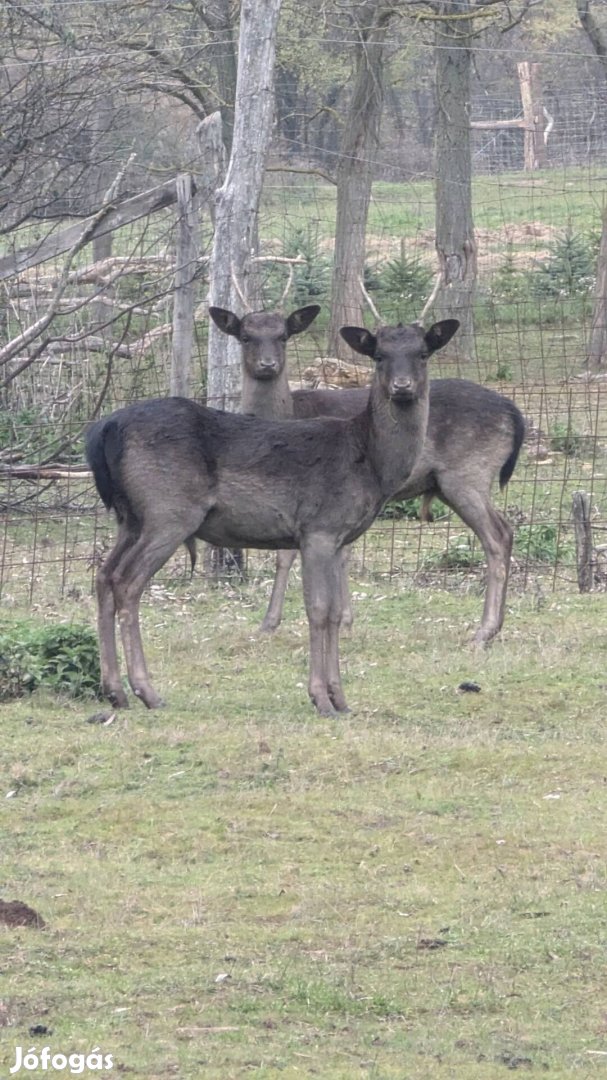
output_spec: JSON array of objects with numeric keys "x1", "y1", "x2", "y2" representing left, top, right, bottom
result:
[
  {"x1": 327, "y1": 5, "x2": 392, "y2": 359},
  {"x1": 434, "y1": 2, "x2": 477, "y2": 365},
  {"x1": 205, "y1": 0, "x2": 282, "y2": 577},
  {"x1": 207, "y1": 0, "x2": 283, "y2": 411},
  {"x1": 198, "y1": 0, "x2": 238, "y2": 158},
  {"x1": 577, "y1": 0, "x2": 607, "y2": 79},
  {"x1": 587, "y1": 203, "x2": 607, "y2": 367}
]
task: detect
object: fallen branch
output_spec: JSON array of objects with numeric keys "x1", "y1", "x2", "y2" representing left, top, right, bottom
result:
[{"x1": 0, "y1": 464, "x2": 91, "y2": 479}]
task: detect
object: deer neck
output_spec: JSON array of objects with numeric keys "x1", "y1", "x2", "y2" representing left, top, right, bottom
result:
[
  {"x1": 366, "y1": 378, "x2": 429, "y2": 499},
  {"x1": 240, "y1": 369, "x2": 294, "y2": 420}
]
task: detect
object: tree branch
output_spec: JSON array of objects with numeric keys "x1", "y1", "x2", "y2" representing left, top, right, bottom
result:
[{"x1": 0, "y1": 157, "x2": 134, "y2": 368}]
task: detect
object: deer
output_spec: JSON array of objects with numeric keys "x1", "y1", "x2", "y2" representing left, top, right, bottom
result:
[
  {"x1": 85, "y1": 317, "x2": 459, "y2": 716},
  {"x1": 209, "y1": 305, "x2": 526, "y2": 646}
]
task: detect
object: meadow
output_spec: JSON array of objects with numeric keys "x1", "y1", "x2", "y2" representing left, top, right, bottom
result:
[{"x1": 2, "y1": 572, "x2": 607, "y2": 1079}]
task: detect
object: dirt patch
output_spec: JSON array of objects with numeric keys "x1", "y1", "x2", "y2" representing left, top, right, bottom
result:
[
  {"x1": 298, "y1": 356, "x2": 370, "y2": 389},
  {"x1": 366, "y1": 222, "x2": 558, "y2": 274},
  {"x1": 0, "y1": 899, "x2": 46, "y2": 929}
]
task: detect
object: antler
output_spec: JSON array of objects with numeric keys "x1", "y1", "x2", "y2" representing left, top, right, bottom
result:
[
  {"x1": 416, "y1": 272, "x2": 442, "y2": 325},
  {"x1": 278, "y1": 262, "x2": 295, "y2": 309},
  {"x1": 358, "y1": 277, "x2": 382, "y2": 323}
]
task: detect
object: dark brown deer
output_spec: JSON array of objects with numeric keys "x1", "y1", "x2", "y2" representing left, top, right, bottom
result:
[
  {"x1": 210, "y1": 306, "x2": 525, "y2": 646},
  {"x1": 86, "y1": 318, "x2": 459, "y2": 715}
]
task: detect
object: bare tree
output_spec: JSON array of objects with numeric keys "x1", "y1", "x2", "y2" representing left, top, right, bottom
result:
[
  {"x1": 192, "y1": 0, "x2": 238, "y2": 157},
  {"x1": 433, "y1": 1, "x2": 477, "y2": 363},
  {"x1": 577, "y1": 0, "x2": 607, "y2": 367},
  {"x1": 400, "y1": 0, "x2": 539, "y2": 362},
  {"x1": 327, "y1": 2, "x2": 395, "y2": 359},
  {"x1": 206, "y1": 0, "x2": 284, "y2": 411}
]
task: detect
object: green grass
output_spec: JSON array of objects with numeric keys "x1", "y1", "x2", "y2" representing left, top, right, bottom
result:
[
  {"x1": 2, "y1": 577, "x2": 607, "y2": 1078},
  {"x1": 263, "y1": 166, "x2": 607, "y2": 244}
]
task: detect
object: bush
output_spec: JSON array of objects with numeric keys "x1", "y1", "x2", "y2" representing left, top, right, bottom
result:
[
  {"x1": 265, "y1": 226, "x2": 332, "y2": 308},
  {"x1": 423, "y1": 538, "x2": 484, "y2": 571},
  {"x1": 526, "y1": 228, "x2": 597, "y2": 299},
  {"x1": 549, "y1": 420, "x2": 584, "y2": 458},
  {"x1": 0, "y1": 621, "x2": 101, "y2": 701},
  {"x1": 380, "y1": 496, "x2": 449, "y2": 521},
  {"x1": 377, "y1": 252, "x2": 433, "y2": 322},
  {"x1": 514, "y1": 523, "x2": 574, "y2": 564}
]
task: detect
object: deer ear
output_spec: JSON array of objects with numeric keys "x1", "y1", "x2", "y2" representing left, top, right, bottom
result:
[
  {"x1": 209, "y1": 307, "x2": 241, "y2": 338},
  {"x1": 424, "y1": 319, "x2": 460, "y2": 353},
  {"x1": 286, "y1": 305, "x2": 321, "y2": 337},
  {"x1": 340, "y1": 326, "x2": 377, "y2": 358}
]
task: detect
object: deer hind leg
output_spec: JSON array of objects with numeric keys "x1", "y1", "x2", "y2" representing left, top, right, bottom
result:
[
  {"x1": 441, "y1": 482, "x2": 513, "y2": 646},
  {"x1": 96, "y1": 521, "x2": 137, "y2": 708},
  {"x1": 473, "y1": 508, "x2": 513, "y2": 646},
  {"x1": 300, "y1": 536, "x2": 347, "y2": 715},
  {"x1": 259, "y1": 548, "x2": 298, "y2": 633},
  {"x1": 112, "y1": 523, "x2": 199, "y2": 708}
]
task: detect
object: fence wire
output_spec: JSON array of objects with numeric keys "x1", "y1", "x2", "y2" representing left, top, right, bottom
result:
[{"x1": 2, "y1": 53, "x2": 607, "y2": 608}]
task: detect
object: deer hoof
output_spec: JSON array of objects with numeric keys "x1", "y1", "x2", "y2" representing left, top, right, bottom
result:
[
  {"x1": 328, "y1": 689, "x2": 349, "y2": 713},
  {"x1": 107, "y1": 687, "x2": 129, "y2": 709},
  {"x1": 134, "y1": 688, "x2": 166, "y2": 709}
]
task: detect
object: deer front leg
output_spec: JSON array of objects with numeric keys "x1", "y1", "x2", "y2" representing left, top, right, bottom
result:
[
  {"x1": 301, "y1": 538, "x2": 346, "y2": 715},
  {"x1": 260, "y1": 549, "x2": 298, "y2": 633},
  {"x1": 339, "y1": 546, "x2": 354, "y2": 631},
  {"x1": 325, "y1": 614, "x2": 349, "y2": 712}
]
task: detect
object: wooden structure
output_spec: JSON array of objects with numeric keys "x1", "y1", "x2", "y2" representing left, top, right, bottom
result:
[{"x1": 471, "y1": 62, "x2": 550, "y2": 171}]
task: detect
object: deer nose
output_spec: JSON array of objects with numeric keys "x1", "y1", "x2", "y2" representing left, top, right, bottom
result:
[
  {"x1": 390, "y1": 377, "x2": 414, "y2": 396},
  {"x1": 260, "y1": 357, "x2": 277, "y2": 369}
]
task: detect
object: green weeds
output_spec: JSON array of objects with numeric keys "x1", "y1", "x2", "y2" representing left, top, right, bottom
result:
[{"x1": 0, "y1": 619, "x2": 101, "y2": 700}]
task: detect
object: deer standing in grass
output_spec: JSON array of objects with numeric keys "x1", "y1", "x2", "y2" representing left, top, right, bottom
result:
[
  {"x1": 210, "y1": 305, "x2": 525, "y2": 646},
  {"x1": 86, "y1": 318, "x2": 458, "y2": 715}
]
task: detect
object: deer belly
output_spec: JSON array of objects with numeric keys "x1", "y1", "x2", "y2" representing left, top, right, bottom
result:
[{"x1": 196, "y1": 503, "x2": 299, "y2": 551}]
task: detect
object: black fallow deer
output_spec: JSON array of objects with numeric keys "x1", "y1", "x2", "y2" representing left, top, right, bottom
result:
[
  {"x1": 210, "y1": 306, "x2": 525, "y2": 646},
  {"x1": 86, "y1": 318, "x2": 458, "y2": 715}
]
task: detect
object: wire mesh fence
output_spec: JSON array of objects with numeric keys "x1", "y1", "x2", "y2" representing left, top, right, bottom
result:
[{"x1": 2, "y1": 39, "x2": 607, "y2": 610}]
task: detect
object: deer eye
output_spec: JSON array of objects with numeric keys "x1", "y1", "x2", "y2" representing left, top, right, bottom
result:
[
  {"x1": 240, "y1": 334, "x2": 250, "y2": 344},
  {"x1": 280, "y1": 333, "x2": 288, "y2": 343}
]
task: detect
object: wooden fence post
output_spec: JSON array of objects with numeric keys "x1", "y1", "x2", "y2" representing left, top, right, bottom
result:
[
  {"x1": 517, "y1": 61, "x2": 547, "y2": 171},
  {"x1": 572, "y1": 491, "x2": 594, "y2": 592},
  {"x1": 170, "y1": 174, "x2": 199, "y2": 397}
]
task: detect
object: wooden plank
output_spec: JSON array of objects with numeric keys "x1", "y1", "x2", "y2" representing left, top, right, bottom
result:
[
  {"x1": 0, "y1": 465, "x2": 91, "y2": 480},
  {"x1": 0, "y1": 178, "x2": 187, "y2": 282},
  {"x1": 470, "y1": 118, "x2": 525, "y2": 130},
  {"x1": 170, "y1": 174, "x2": 200, "y2": 397}
]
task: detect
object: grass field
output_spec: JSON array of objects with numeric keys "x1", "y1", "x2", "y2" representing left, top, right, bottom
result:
[
  {"x1": 2, "y1": 163, "x2": 607, "y2": 1077},
  {"x1": 2, "y1": 572, "x2": 607, "y2": 1079}
]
